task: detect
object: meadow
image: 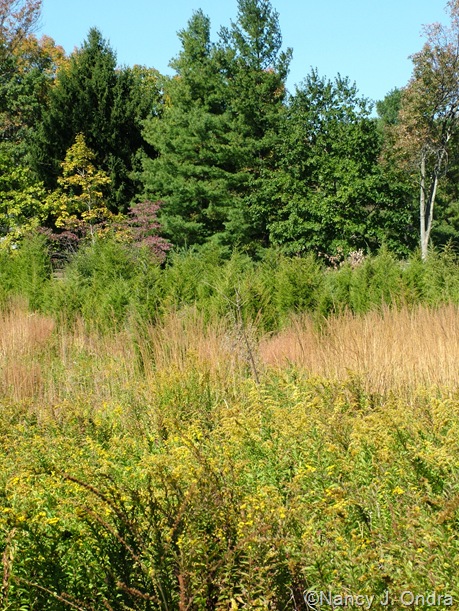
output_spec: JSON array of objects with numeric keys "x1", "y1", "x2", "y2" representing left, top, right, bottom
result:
[{"x1": 1, "y1": 239, "x2": 459, "y2": 609}]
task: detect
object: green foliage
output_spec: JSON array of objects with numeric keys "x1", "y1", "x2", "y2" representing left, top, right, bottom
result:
[
  {"x1": 430, "y1": 139, "x2": 459, "y2": 250},
  {"x1": 2, "y1": 0, "x2": 459, "y2": 268},
  {"x1": 143, "y1": 0, "x2": 291, "y2": 251},
  {"x1": 5, "y1": 236, "x2": 459, "y2": 332},
  {"x1": 0, "y1": 34, "x2": 64, "y2": 245},
  {"x1": 0, "y1": 247, "x2": 13, "y2": 306},
  {"x1": 31, "y1": 28, "x2": 160, "y2": 212},
  {"x1": 267, "y1": 71, "x2": 416, "y2": 257},
  {"x1": 44, "y1": 236, "x2": 163, "y2": 329},
  {"x1": 3, "y1": 233, "x2": 51, "y2": 309},
  {"x1": 2, "y1": 362, "x2": 459, "y2": 607},
  {"x1": 421, "y1": 246, "x2": 459, "y2": 305},
  {"x1": 0, "y1": 146, "x2": 48, "y2": 246},
  {"x1": 268, "y1": 251, "x2": 324, "y2": 322},
  {"x1": 376, "y1": 87, "x2": 402, "y2": 129},
  {"x1": 320, "y1": 248, "x2": 406, "y2": 315},
  {"x1": 0, "y1": 33, "x2": 64, "y2": 148},
  {"x1": 46, "y1": 133, "x2": 112, "y2": 234},
  {"x1": 219, "y1": 0, "x2": 292, "y2": 250},
  {"x1": 5, "y1": 3, "x2": 459, "y2": 602},
  {"x1": 142, "y1": 11, "x2": 241, "y2": 246}
]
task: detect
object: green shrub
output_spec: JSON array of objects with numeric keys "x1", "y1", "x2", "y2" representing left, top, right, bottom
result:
[
  {"x1": 422, "y1": 246, "x2": 459, "y2": 305},
  {"x1": 6, "y1": 235, "x2": 459, "y2": 333},
  {"x1": 7, "y1": 234, "x2": 52, "y2": 310},
  {"x1": 44, "y1": 237, "x2": 164, "y2": 329},
  {"x1": 271, "y1": 252, "x2": 324, "y2": 321}
]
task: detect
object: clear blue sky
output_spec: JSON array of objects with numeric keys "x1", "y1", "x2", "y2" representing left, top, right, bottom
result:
[{"x1": 39, "y1": 0, "x2": 448, "y2": 104}]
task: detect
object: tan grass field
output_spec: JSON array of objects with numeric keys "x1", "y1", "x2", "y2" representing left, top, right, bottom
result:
[
  {"x1": 2, "y1": 303, "x2": 459, "y2": 405},
  {"x1": 260, "y1": 304, "x2": 459, "y2": 393}
]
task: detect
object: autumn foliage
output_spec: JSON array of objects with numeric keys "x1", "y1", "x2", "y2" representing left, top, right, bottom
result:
[{"x1": 0, "y1": 0, "x2": 41, "y2": 48}]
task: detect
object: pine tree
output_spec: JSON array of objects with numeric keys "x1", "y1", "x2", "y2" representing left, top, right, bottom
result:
[
  {"x1": 142, "y1": 0, "x2": 291, "y2": 251},
  {"x1": 218, "y1": 0, "x2": 292, "y2": 250},
  {"x1": 142, "y1": 11, "x2": 238, "y2": 246}
]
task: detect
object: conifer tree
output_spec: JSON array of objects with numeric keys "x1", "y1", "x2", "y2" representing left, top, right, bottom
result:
[
  {"x1": 218, "y1": 0, "x2": 291, "y2": 249},
  {"x1": 31, "y1": 28, "x2": 160, "y2": 212},
  {"x1": 142, "y1": 10, "x2": 237, "y2": 246},
  {"x1": 142, "y1": 0, "x2": 291, "y2": 251}
]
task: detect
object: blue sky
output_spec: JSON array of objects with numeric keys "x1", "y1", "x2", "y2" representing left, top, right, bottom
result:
[{"x1": 39, "y1": 0, "x2": 448, "y2": 104}]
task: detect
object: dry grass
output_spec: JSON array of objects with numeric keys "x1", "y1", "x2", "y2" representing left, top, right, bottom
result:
[
  {"x1": 3, "y1": 303, "x2": 459, "y2": 406},
  {"x1": 0, "y1": 305, "x2": 246, "y2": 408},
  {"x1": 259, "y1": 304, "x2": 459, "y2": 393},
  {"x1": 0, "y1": 306, "x2": 54, "y2": 358},
  {"x1": 0, "y1": 305, "x2": 54, "y2": 402},
  {"x1": 141, "y1": 308, "x2": 248, "y2": 379}
]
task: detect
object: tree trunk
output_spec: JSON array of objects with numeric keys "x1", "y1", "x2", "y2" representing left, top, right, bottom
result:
[
  {"x1": 420, "y1": 154, "x2": 428, "y2": 260},
  {"x1": 420, "y1": 148, "x2": 445, "y2": 261}
]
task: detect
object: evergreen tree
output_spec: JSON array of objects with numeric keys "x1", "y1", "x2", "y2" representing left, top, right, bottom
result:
[
  {"x1": 142, "y1": 10, "x2": 238, "y2": 246},
  {"x1": 30, "y1": 28, "x2": 160, "y2": 212},
  {"x1": 218, "y1": 0, "x2": 292, "y2": 250},
  {"x1": 142, "y1": 0, "x2": 291, "y2": 251}
]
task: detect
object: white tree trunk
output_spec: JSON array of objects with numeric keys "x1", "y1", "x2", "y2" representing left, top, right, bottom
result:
[{"x1": 420, "y1": 154, "x2": 428, "y2": 260}]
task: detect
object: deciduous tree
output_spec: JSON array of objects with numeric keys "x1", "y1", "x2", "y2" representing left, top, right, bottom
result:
[
  {"x1": 392, "y1": 0, "x2": 459, "y2": 259},
  {"x1": 266, "y1": 71, "x2": 416, "y2": 257},
  {"x1": 0, "y1": 147, "x2": 47, "y2": 247},
  {"x1": 47, "y1": 133, "x2": 111, "y2": 241},
  {"x1": 0, "y1": 0, "x2": 41, "y2": 61},
  {"x1": 0, "y1": 34, "x2": 65, "y2": 149}
]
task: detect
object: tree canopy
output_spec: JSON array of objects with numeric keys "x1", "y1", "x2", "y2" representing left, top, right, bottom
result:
[{"x1": 2, "y1": 0, "x2": 459, "y2": 261}]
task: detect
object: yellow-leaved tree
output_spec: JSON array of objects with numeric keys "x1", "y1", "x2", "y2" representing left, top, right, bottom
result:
[{"x1": 48, "y1": 133, "x2": 112, "y2": 240}]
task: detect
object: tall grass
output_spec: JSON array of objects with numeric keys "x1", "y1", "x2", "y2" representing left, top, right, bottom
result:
[
  {"x1": 0, "y1": 304, "x2": 248, "y2": 410},
  {"x1": 2, "y1": 301, "x2": 459, "y2": 410},
  {"x1": 0, "y1": 303, "x2": 54, "y2": 403},
  {"x1": 260, "y1": 304, "x2": 459, "y2": 393},
  {"x1": 4, "y1": 239, "x2": 459, "y2": 607}
]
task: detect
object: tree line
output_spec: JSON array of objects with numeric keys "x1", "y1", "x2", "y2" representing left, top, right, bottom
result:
[{"x1": 1, "y1": 0, "x2": 459, "y2": 261}]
